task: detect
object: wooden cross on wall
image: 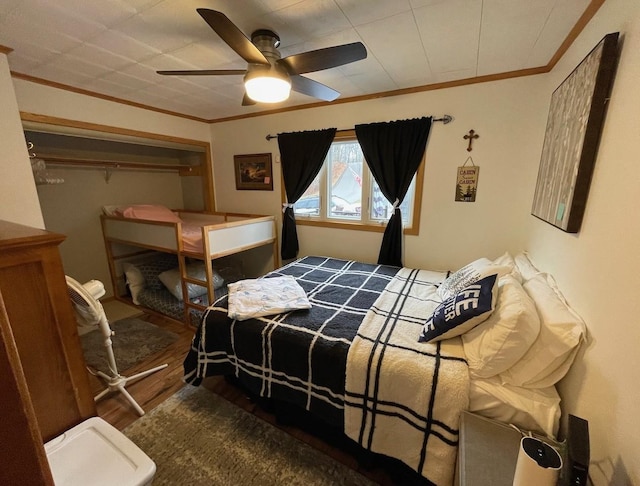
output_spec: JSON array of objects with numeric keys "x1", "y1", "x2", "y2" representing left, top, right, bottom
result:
[{"x1": 464, "y1": 130, "x2": 479, "y2": 152}]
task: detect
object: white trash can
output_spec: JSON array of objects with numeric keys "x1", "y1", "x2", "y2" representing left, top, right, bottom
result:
[{"x1": 45, "y1": 417, "x2": 156, "y2": 486}]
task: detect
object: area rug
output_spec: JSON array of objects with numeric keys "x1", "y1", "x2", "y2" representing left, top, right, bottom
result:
[
  {"x1": 80, "y1": 318, "x2": 179, "y2": 373},
  {"x1": 123, "y1": 386, "x2": 376, "y2": 486}
]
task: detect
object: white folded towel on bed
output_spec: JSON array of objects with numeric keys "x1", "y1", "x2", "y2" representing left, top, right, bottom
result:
[{"x1": 227, "y1": 275, "x2": 311, "y2": 321}]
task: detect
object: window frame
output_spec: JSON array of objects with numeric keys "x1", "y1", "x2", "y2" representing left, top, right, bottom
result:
[{"x1": 281, "y1": 129, "x2": 424, "y2": 236}]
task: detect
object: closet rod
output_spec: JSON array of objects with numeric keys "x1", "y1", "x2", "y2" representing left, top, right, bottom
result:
[
  {"x1": 39, "y1": 155, "x2": 195, "y2": 173},
  {"x1": 265, "y1": 114, "x2": 454, "y2": 140}
]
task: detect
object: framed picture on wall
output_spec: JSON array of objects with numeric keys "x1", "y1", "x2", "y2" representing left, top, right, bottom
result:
[
  {"x1": 531, "y1": 32, "x2": 619, "y2": 233},
  {"x1": 234, "y1": 153, "x2": 273, "y2": 191}
]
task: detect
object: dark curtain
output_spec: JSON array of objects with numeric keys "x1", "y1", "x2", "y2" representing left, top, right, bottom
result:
[
  {"x1": 355, "y1": 117, "x2": 432, "y2": 267},
  {"x1": 278, "y1": 128, "x2": 337, "y2": 260}
]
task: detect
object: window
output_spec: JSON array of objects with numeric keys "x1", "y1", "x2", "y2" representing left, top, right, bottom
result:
[{"x1": 292, "y1": 130, "x2": 423, "y2": 234}]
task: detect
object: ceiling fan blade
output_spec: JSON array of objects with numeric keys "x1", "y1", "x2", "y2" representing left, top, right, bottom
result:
[
  {"x1": 197, "y1": 9, "x2": 270, "y2": 66},
  {"x1": 242, "y1": 93, "x2": 256, "y2": 106},
  {"x1": 279, "y1": 42, "x2": 367, "y2": 75},
  {"x1": 157, "y1": 69, "x2": 246, "y2": 76},
  {"x1": 290, "y1": 75, "x2": 340, "y2": 102}
]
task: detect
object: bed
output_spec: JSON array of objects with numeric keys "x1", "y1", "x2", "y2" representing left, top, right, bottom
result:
[
  {"x1": 118, "y1": 251, "x2": 233, "y2": 326},
  {"x1": 184, "y1": 253, "x2": 586, "y2": 485},
  {"x1": 101, "y1": 204, "x2": 277, "y2": 324}
]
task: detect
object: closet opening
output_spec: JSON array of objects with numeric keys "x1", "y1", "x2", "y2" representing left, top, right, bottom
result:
[{"x1": 22, "y1": 115, "x2": 214, "y2": 300}]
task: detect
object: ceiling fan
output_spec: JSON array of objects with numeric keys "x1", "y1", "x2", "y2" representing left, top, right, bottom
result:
[{"x1": 157, "y1": 9, "x2": 367, "y2": 105}]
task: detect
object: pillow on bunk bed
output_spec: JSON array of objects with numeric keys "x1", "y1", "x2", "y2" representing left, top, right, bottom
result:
[
  {"x1": 117, "y1": 204, "x2": 182, "y2": 223},
  {"x1": 438, "y1": 257, "x2": 510, "y2": 300},
  {"x1": 122, "y1": 263, "x2": 145, "y2": 305},
  {"x1": 420, "y1": 273, "x2": 498, "y2": 343},
  {"x1": 499, "y1": 273, "x2": 586, "y2": 388},
  {"x1": 158, "y1": 263, "x2": 225, "y2": 301},
  {"x1": 462, "y1": 274, "x2": 540, "y2": 378},
  {"x1": 102, "y1": 205, "x2": 121, "y2": 216},
  {"x1": 135, "y1": 254, "x2": 180, "y2": 291}
]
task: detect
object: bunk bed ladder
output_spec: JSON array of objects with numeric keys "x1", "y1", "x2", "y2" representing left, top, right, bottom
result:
[{"x1": 178, "y1": 224, "x2": 215, "y2": 327}]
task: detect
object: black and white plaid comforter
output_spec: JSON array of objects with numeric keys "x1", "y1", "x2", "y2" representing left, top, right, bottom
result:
[
  {"x1": 183, "y1": 256, "x2": 400, "y2": 426},
  {"x1": 345, "y1": 267, "x2": 470, "y2": 485}
]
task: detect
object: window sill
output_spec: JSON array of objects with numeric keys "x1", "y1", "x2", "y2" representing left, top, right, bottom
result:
[{"x1": 294, "y1": 216, "x2": 418, "y2": 236}]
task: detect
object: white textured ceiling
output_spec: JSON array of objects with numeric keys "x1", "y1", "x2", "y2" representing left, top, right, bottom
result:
[{"x1": 0, "y1": 0, "x2": 595, "y2": 122}]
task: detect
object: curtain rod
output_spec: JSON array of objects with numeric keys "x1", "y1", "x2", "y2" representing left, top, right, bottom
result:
[{"x1": 265, "y1": 114, "x2": 453, "y2": 141}]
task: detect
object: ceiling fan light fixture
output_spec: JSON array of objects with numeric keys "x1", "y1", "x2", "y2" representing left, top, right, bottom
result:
[
  {"x1": 244, "y1": 69, "x2": 291, "y2": 103},
  {"x1": 160, "y1": 10, "x2": 366, "y2": 105}
]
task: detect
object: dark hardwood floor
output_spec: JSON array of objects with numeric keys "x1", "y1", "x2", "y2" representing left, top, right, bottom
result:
[
  {"x1": 89, "y1": 312, "x2": 413, "y2": 486},
  {"x1": 87, "y1": 312, "x2": 192, "y2": 430}
]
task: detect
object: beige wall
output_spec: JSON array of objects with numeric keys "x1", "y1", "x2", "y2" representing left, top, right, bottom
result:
[
  {"x1": 13, "y1": 79, "x2": 211, "y2": 142},
  {"x1": 37, "y1": 167, "x2": 186, "y2": 294},
  {"x1": 210, "y1": 74, "x2": 548, "y2": 271},
  {"x1": 524, "y1": 0, "x2": 640, "y2": 484},
  {"x1": 0, "y1": 54, "x2": 44, "y2": 228}
]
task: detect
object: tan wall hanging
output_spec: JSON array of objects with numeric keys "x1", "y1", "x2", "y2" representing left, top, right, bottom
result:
[{"x1": 455, "y1": 157, "x2": 479, "y2": 202}]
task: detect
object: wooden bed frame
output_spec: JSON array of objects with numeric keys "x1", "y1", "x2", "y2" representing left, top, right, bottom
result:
[{"x1": 101, "y1": 211, "x2": 278, "y2": 324}]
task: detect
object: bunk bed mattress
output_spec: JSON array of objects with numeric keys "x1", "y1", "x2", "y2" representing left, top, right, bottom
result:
[
  {"x1": 138, "y1": 286, "x2": 228, "y2": 324},
  {"x1": 103, "y1": 205, "x2": 275, "y2": 256}
]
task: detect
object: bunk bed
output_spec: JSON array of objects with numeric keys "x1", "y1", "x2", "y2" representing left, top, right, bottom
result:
[
  {"x1": 184, "y1": 253, "x2": 586, "y2": 485},
  {"x1": 101, "y1": 204, "x2": 277, "y2": 325}
]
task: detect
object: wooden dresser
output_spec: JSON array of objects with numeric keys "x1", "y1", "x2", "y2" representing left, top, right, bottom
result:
[{"x1": 0, "y1": 220, "x2": 96, "y2": 485}]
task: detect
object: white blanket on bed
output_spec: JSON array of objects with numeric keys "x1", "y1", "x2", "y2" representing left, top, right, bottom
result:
[
  {"x1": 227, "y1": 275, "x2": 311, "y2": 321},
  {"x1": 345, "y1": 268, "x2": 469, "y2": 486}
]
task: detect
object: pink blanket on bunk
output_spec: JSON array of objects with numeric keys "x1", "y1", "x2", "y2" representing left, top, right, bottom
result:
[
  {"x1": 118, "y1": 204, "x2": 182, "y2": 223},
  {"x1": 181, "y1": 224, "x2": 204, "y2": 253},
  {"x1": 109, "y1": 205, "x2": 204, "y2": 253}
]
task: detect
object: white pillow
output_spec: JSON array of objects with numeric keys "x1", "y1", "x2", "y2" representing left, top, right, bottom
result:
[
  {"x1": 122, "y1": 262, "x2": 145, "y2": 305},
  {"x1": 102, "y1": 205, "x2": 122, "y2": 216},
  {"x1": 462, "y1": 274, "x2": 540, "y2": 378},
  {"x1": 468, "y1": 376, "x2": 561, "y2": 438},
  {"x1": 492, "y1": 252, "x2": 523, "y2": 283},
  {"x1": 439, "y1": 257, "x2": 510, "y2": 300},
  {"x1": 499, "y1": 273, "x2": 586, "y2": 388},
  {"x1": 513, "y1": 251, "x2": 541, "y2": 282},
  {"x1": 420, "y1": 273, "x2": 498, "y2": 343},
  {"x1": 158, "y1": 263, "x2": 224, "y2": 301}
]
